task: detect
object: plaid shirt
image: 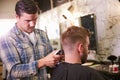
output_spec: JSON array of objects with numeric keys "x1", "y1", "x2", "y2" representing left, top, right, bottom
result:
[{"x1": 0, "y1": 24, "x2": 53, "y2": 80}]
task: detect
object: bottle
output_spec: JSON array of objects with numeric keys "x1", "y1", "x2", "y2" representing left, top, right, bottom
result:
[{"x1": 112, "y1": 64, "x2": 119, "y2": 73}]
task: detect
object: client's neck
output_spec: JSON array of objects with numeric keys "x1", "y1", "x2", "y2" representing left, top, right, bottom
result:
[{"x1": 64, "y1": 53, "x2": 81, "y2": 64}]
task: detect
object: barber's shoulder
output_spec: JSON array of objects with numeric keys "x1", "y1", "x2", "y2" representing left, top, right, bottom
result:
[
  {"x1": 34, "y1": 29, "x2": 48, "y2": 39},
  {"x1": 35, "y1": 29, "x2": 46, "y2": 34}
]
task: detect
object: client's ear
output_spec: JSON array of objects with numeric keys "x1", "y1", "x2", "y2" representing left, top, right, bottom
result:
[{"x1": 77, "y1": 43, "x2": 83, "y2": 53}]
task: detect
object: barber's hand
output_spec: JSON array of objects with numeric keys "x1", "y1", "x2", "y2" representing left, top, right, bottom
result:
[{"x1": 38, "y1": 50, "x2": 61, "y2": 68}]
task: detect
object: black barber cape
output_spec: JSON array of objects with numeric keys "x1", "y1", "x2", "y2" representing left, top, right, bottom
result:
[{"x1": 50, "y1": 62, "x2": 105, "y2": 80}]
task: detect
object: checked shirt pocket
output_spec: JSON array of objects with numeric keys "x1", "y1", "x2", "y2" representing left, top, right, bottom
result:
[{"x1": 16, "y1": 43, "x2": 34, "y2": 63}]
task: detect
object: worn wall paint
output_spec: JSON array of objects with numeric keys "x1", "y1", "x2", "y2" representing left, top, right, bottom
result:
[{"x1": 38, "y1": 0, "x2": 120, "y2": 60}]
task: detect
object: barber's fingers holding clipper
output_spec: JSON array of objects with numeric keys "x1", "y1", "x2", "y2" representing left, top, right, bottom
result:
[{"x1": 38, "y1": 50, "x2": 63, "y2": 68}]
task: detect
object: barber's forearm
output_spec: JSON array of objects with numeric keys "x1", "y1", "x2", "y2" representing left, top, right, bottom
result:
[
  {"x1": 38, "y1": 58, "x2": 46, "y2": 68},
  {"x1": 10, "y1": 62, "x2": 37, "y2": 78}
]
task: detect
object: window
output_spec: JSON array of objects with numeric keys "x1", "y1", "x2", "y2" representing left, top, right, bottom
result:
[{"x1": 0, "y1": 19, "x2": 16, "y2": 37}]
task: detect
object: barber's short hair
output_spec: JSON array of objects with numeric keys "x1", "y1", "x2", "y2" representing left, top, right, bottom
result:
[
  {"x1": 61, "y1": 26, "x2": 90, "y2": 45},
  {"x1": 15, "y1": 0, "x2": 40, "y2": 16}
]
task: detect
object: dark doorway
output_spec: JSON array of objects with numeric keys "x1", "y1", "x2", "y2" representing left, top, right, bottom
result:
[{"x1": 81, "y1": 14, "x2": 97, "y2": 52}]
